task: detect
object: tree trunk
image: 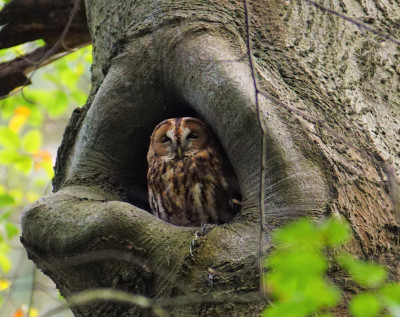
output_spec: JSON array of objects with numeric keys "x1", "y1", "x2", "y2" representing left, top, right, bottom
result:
[{"x1": 21, "y1": 0, "x2": 400, "y2": 316}]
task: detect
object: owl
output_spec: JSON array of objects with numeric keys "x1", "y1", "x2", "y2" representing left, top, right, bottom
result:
[{"x1": 147, "y1": 117, "x2": 237, "y2": 226}]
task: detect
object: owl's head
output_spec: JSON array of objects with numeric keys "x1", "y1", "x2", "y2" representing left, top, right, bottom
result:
[{"x1": 149, "y1": 117, "x2": 211, "y2": 160}]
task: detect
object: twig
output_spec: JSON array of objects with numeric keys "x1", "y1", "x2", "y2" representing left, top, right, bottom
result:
[
  {"x1": 40, "y1": 289, "x2": 261, "y2": 317},
  {"x1": 304, "y1": 0, "x2": 400, "y2": 46},
  {"x1": 20, "y1": 0, "x2": 83, "y2": 94},
  {"x1": 242, "y1": 0, "x2": 268, "y2": 314},
  {"x1": 26, "y1": 266, "x2": 36, "y2": 317}
]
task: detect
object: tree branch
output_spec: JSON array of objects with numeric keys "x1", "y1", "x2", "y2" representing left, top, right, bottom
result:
[{"x1": 0, "y1": 0, "x2": 90, "y2": 98}]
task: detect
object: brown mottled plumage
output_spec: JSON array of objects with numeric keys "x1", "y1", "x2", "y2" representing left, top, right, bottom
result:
[{"x1": 147, "y1": 117, "x2": 235, "y2": 226}]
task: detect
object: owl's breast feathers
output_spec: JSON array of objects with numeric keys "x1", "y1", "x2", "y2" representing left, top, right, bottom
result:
[{"x1": 147, "y1": 148, "x2": 234, "y2": 226}]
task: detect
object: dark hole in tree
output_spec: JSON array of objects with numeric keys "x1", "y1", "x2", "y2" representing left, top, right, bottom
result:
[{"x1": 120, "y1": 98, "x2": 242, "y2": 222}]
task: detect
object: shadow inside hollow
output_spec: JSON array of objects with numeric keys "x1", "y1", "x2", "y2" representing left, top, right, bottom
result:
[{"x1": 121, "y1": 97, "x2": 242, "y2": 219}]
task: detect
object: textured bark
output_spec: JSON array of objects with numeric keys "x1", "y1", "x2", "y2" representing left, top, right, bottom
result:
[{"x1": 20, "y1": 0, "x2": 400, "y2": 316}]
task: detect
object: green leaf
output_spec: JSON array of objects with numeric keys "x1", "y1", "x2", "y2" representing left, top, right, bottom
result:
[
  {"x1": 263, "y1": 302, "x2": 308, "y2": 317},
  {"x1": 71, "y1": 90, "x2": 88, "y2": 104},
  {"x1": 21, "y1": 129, "x2": 42, "y2": 153},
  {"x1": 0, "y1": 127, "x2": 20, "y2": 149},
  {"x1": 0, "y1": 194, "x2": 14, "y2": 207},
  {"x1": 35, "y1": 39, "x2": 46, "y2": 47},
  {"x1": 0, "y1": 150, "x2": 33, "y2": 172},
  {"x1": 380, "y1": 283, "x2": 400, "y2": 304},
  {"x1": 5, "y1": 222, "x2": 18, "y2": 239},
  {"x1": 263, "y1": 279, "x2": 340, "y2": 317},
  {"x1": 338, "y1": 254, "x2": 387, "y2": 288},
  {"x1": 41, "y1": 159, "x2": 54, "y2": 178},
  {"x1": 24, "y1": 89, "x2": 49, "y2": 104},
  {"x1": 264, "y1": 218, "x2": 343, "y2": 317},
  {"x1": 380, "y1": 283, "x2": 400, "y2": 315},
  {"x1": 318, "y1": 218, "x2": 351, "y2": 246},
  {"x1": 61, "y1": 70, "x2": 79, "y2": 90},
  {"x1": 48, "y1": 91, "x2": 68, "y2": 117},
  {"x1": 14, "y1": 155, "x2": 33, "y2": 174},
  {"x1": 27, "y1": 106, "x2": 43, "y2": 126},
  {"x1": 9, "y1": 189, "x2": 22, "y2": 202},
  {"x1": 0, "y1": 252, "x2": 11, "y2": 273},
  {"x1": 272, "y1": 219, "x2": 321, "y2": 248},
  {"x1": 267, "y1": 249, "x2": 327, "y2": 276},
  {"x1": 350, "y1": 293, "x2": 381, "y2": 317},
  {"x1": 0, "y1": 149, "x2": 24, "y2": 164},
  {"x1": 0, "y1": 210, "x2": 12, "y2": 221},
  {"x1": 34, "y1": 179, "x2": 47, "y2": 187}
]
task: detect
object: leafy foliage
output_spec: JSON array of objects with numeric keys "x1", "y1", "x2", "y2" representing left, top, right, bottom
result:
[
  {"x1": 263, "y1": 218, "x2": 400, "y2": 317},
  {"x1": 263, "y1": 219, "x2": 345, "y2": 317},
  {"x1": 0, "y1": 35, "x2": 91, "y2": 315}
]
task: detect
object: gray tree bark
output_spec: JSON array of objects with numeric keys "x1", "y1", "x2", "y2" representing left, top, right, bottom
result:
[{"x1": 21, "y1": 0, "x2": 400, "y2": 316}]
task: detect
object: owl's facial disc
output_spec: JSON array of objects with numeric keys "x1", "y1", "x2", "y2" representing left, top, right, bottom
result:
[
  {"x1": 151, "y1": 121, "x2": 176, "y2": 157},
  {"x1": 150, "y1": 117, "x2": 211, "y2": 159},
  {"x1": 180, "y1": 119, "x2": 210, "y2": 155}
]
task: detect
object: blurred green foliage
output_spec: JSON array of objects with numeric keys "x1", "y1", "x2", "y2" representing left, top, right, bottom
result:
[
  {"x1": 0, "y1": 27, "x2": 91, "y2": 314},
  {"x1": 263, "y1": 218, "x2": 400, "y2": 317}
]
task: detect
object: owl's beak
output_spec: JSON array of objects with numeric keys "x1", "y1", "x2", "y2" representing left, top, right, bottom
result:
[{"x1": 177, "y1": 145, "x2": 183, "y2": 159}]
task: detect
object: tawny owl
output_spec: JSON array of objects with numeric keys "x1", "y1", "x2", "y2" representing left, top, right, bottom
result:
[{"x1": 147, "y1": 117, "x2": 237, "y2": 226}]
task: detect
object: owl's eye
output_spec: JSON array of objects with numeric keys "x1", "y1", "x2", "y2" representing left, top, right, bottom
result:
[
  {"x1": 187, "y1": 133, "x2": 198, "y2": 140},
  {"x1": 162, "y1": 136, "x2": 171, "y2": 144}
]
